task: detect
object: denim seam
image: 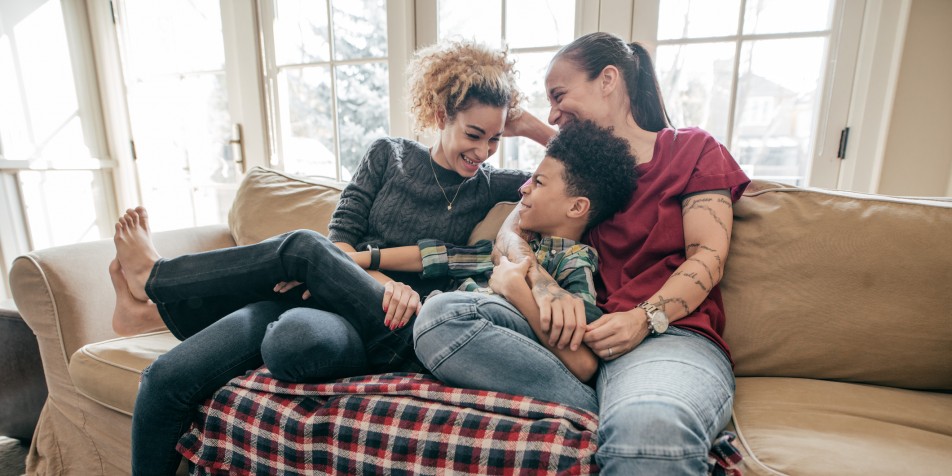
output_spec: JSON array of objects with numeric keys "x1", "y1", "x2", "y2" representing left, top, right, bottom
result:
[
  {"x1": 601, "y1": 357, "x2": 732, "y2": 421},
  {"x1": 419, "y1": 298, "x2": 596, "y2": 404}
]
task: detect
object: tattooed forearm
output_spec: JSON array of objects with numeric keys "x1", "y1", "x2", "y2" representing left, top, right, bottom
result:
[
  {"x1": 656, "y1": 294, "x2": 692, "y2": 316},
  {"x1": 686, "y1": 243, "x2": 723, "y2": 277},
  {"x1": 672, "y1": 269, "x2": 709, "y2": 292},
  {"x1": 687, "y1": 257, "x2": 716, "y2": 285},
  {"x1": 532, "y1": 271, "x2": 567, "y2": 297}
]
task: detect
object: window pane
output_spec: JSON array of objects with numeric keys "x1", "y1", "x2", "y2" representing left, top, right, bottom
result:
[
  {"x1": 128, "y1": 72, "x2": 236, "y2": 229},
  {"x1": 655, "y1": 43, "x2": 736, "y2": 143},
  {"x1": 505, "y1": 0, "x2": 574, "y2": 48},
  {"x1": 744, "y1": 0, "x2": 834, "y2": 35},
  {"x1": 273, "y1": 0, "x2": 330, "y2": 66},
  {"x1": 658, "y1": 0, "x2": 741, "y2": 40},
  {"x1": 732, "y1": 38, "x2": 827, "y2": 185},
  {"x1": 502, "y1": 52, "x2": 550, "y2": 171},
  {"x1": 438, "y1": 0, "x2": 502, "y2": 46},
  {"x1": 19, "y1": 170, "x2": 109, "y2": 249},
  {"x1": 336, "y1": 62, "x2": 389, "y2": 180},
  {"x1": 332, "y1": 0, "x2": 387, "y2": 60},
  {"x1": 121, "y1": 0, "x2": 224, "y2": 77},
  {"x1": 278, "y1": 66, "x2": 336, "y2": 178},
  {"x1": 0, "y1": 0, "x2": 93, "y2": 160}
]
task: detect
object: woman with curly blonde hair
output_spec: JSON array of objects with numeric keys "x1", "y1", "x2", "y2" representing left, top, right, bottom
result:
[{"x1": 111, "y1": 40, "x2": 531, "y2": 475}]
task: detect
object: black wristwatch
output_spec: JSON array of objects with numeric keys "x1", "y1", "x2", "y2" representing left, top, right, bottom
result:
[{"x1": 366, "y1": 244, "x2": 381, "y2": 271}]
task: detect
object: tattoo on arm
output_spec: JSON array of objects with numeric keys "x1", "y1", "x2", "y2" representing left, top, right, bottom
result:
[
  {"x1": 682, "y1": 198, "x2": 731, "y2": 241},
  {"x1": 686, "y1": 243, "x2": 724, "y2": 279},
  {"x1": 687, "y1": 257, "x2": 716, "y2": 286},
  {"x1": 672, "y1": 269, "x2": 709, "y2": 292},
  {"x1": 656, "y1": 294, "x2": 692, "y2": 316}
]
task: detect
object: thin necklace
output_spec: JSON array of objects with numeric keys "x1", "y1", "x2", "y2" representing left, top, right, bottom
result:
[{"x1": 428, "y1": 153, "x2": 464, "y2": 211}]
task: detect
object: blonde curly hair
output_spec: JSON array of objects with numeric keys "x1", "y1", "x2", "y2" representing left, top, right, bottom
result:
[{"x1": 408, "y1": 41, "x2": 523, "y2": 134}]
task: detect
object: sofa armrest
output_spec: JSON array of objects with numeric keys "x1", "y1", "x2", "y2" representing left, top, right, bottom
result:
[{"x1": 10, "y1": 225, "x2": 236, "y2": 402}]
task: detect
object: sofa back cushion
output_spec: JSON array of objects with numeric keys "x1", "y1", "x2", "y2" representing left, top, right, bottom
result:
[
  {"x1": 228, "y1": 167, "x2": 346, "y2": 246},
  {"x1": 229, "y1": 167, "x2": 516, "y2": 246},
  {"x1": 721, "y1": 180, "x2": 952, "y2": 391}
]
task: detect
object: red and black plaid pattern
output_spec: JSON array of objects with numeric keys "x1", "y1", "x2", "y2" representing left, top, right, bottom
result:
[{"x1": 178, "y1": 370, "x2": 600, "y2": 475}]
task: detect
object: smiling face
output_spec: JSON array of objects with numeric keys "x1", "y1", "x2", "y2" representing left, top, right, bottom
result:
[
  {"x1": 518, "y1": 156, "x2": 587, "y2": 238},
  {"x1": 544, "y1": 57, "x2": 614, "y2": 130},
  {"x1": 432, "y1": 102, "x2": 507, "y2": 177}
]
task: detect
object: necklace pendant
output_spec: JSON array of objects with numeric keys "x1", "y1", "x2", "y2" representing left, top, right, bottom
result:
[{"x1": 447, "y1": 204, "x2": 452, "y2": 211}]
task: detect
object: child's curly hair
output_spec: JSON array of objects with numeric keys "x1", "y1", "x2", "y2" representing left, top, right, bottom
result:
[
  {"x1": 408, "y1": 41, "x2": 523, "y2": 133},
  {"x1": 546, "y1": 120, "x2": 638, "y2": 228}
]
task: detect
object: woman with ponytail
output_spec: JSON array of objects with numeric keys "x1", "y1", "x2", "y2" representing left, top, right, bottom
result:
[{"x1": 493, "y1": 32, "x2": 750, "y2": 474}]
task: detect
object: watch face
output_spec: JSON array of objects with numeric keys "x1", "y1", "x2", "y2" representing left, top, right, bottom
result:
[{"x1": 651, "y1": 311, "x2": 669, "y2": 333}]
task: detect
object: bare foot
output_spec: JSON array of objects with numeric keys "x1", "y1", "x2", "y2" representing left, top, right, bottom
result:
[
  {"x1": 110, "y1": 259, "x2": 166, "y2": 336},
  {"x1": 114, "y1": 206, "x2": 160, "y2": 302}
]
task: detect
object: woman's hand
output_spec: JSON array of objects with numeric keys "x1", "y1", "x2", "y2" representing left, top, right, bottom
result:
[
  {"x1": 274, "y1": 281, "x2": 311, "y2": 300},
  {"x1": 382, "y1": 281, "x2": 421, "y2": 330},
  {"x1": 583, "y1": 308, "x2": 649, "y2": 361},
  {"x1": 503, "y1": 110, "x2": 556, "y2": 145},
  {"x1": 488, "y1": 255, "x2": 531, "y2": 298}
]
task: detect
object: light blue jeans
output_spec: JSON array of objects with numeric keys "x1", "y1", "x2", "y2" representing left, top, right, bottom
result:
[
  {"x1": 595, "y1": 326, "x2": 735, "y2": 475},
  {"x1": 414, "y1": 291, "x2": 734, "y2": 475},
  {"x1": 413, "y1": 291, "x2": 599, "y2": 413}
]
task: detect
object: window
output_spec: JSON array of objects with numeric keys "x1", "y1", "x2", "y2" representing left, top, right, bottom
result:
[
  {"x1": 113, "y1": 0, "x2": 243, "y2": 230},
  {"x1": 633, "y1": 0, "x2": 864, "y2": 186},
  {"x1": 0, "y1": 0, "x2": 114, "y2": 299},
  {"x1": 260, "y1": 0, "x2": 394, "y2": 181}
]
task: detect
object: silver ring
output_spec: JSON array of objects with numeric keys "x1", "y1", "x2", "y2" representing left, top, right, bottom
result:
[{"x1": 608, "y1": 347, "x2": 614, "y2": 357}]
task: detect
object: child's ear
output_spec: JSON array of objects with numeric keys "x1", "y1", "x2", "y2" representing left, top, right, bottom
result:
[{"x1": 567, "y1": 197, "x2": 591, "y2": 219}]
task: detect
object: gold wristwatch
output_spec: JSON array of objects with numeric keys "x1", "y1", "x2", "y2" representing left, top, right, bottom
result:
[{"x1": 638, "y1": 302, "x2": 669, "y2": 335}]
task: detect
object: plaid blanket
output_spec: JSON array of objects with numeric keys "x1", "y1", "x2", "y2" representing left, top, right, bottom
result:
[{"x1": 178, "y1": 370, "x2": 600, "y2": 475}]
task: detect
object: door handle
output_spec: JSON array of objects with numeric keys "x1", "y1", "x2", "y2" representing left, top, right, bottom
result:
[{"x1": 229, "y1": 123, "x2": 246, "y2": 174}]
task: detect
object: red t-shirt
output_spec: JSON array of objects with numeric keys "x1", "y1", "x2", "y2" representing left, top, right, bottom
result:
[{"x1": 585, "y1": 127, "x2": 750, "y2": 360}]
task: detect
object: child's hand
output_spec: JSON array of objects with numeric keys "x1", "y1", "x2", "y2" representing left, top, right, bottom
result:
[
  {"x1": 274, "y1": 281, "x2": 311, "y2": 300},
  {"x1": 489, "y1": 255, "x2": 531, "y2": 298}
]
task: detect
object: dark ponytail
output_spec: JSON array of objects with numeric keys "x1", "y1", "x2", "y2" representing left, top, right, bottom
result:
[{"x1": 555, "y1": 32, "x2": 671, "y2": 132}]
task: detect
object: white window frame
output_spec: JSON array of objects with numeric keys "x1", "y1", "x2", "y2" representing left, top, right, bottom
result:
[
  {"x1": 257, "y1": 0, "x2": 416, "y2": 180},
  {"x1": 630, "y1": 0, "x2": 909, "y2": 192},
  {"x1": 0, "y1": 0, "x2": 116, "y2": 298}
]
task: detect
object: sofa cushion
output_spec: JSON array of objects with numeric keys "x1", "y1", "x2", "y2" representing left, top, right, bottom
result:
[
  {"x1": 722, "y1": 180, "x2": 952, "y2": 391},
  {"x1": 68, "y1": 331, "x2": 180, "y2": 415},
  {"x1": 731, "y1": 377, "x2": 952, "y2": 475},
  {"x1": 228, "y1": 167, "x2": 346, "y2": 246}
]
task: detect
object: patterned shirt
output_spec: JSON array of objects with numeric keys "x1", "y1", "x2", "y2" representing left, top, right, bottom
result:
[{"x1": 419, "y1": 237, "x2": 603, "y2": 323}]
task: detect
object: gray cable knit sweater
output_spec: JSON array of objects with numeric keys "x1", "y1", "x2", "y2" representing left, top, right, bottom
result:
[{"x1": 328, "y1": 137, "x2": 530, "y2": 294}]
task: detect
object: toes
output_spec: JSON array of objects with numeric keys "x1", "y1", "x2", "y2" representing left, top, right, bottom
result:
[{"x1": 108, "y1": 259, "x2": 127, "y2": 291}]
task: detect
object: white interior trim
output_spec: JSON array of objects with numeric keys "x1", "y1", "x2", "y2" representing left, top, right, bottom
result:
[
  {"x1": 807, "y1": 0, "x2": 865, "y2": 189},
  {"x1": 387, "y1": 0, "x2": 416, "y2": 139},
  {"x1": 837, "y1": 0, "x2": 911, "y2": 193},
  {"x1": 85, "y1": 0, "x2": 139, "y2": 211},
  {"x1": 598, "y1": 0, "x2": 634, "y2": 40},
  {"x1": 221, "y1": 0, "x2": 269, "y2": 171}
]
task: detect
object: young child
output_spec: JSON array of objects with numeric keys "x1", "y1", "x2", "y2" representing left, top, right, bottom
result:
[{"x1": 348, "y1": 120, "x2": 637, "y2": 400}]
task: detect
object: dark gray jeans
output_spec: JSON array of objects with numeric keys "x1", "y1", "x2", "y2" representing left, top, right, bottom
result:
[{"x1": 131, "y1": 230, "x2": 423, "y2": 476}]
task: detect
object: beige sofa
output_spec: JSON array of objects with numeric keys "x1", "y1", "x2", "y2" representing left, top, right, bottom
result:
[{"x1": 11, "y1": 167, "x2": 952, "y2": 475}]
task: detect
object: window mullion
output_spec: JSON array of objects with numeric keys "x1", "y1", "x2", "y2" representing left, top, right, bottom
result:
[{"x1": 724, "y1": 0, "x2": 748, "y2": 151}]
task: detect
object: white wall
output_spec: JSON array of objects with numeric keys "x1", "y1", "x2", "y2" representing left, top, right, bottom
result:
[{"x1": 878, "y1": 0, "x2": 952, "y2": 197}]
